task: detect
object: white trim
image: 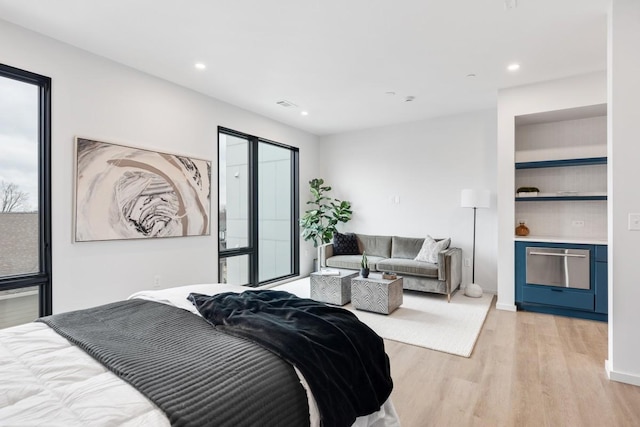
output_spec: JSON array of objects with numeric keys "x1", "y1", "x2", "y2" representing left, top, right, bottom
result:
[
  {"x1": 605, "y1": 360, "x2": 640, "y2": 387},
  {"x1": 496, "y1": 302, "x2": 517, "y2": 312}
]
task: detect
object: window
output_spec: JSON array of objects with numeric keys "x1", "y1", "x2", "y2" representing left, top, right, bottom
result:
[
  {"x1": 218, "y1": 127, "x2": 298, "y2": 286},
  {"x1": 0, "y1": 64, "x2": 52, "y2": 328}
]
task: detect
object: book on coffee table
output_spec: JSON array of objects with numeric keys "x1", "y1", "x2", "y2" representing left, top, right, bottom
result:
[{"x1": 317, "y1": 268, "x2": 340, "y2": 276}]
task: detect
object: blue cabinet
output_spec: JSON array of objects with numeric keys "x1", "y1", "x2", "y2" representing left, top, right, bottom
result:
[
  {"x1": 594, "y1": 245, "x2": 608, "y2": 314},
  {"x1": 515, "y1": 241, "x2": 607, "y2": 321}
]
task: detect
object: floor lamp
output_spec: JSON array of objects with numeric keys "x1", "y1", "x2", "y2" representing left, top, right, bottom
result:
[{"x1": 461, "y1": 189, "x2": 490, "y2": 298}]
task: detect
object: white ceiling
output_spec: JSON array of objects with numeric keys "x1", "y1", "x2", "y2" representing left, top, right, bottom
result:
[{"x1": 0, "y1": 0, "x2": 608, "y2": 136}]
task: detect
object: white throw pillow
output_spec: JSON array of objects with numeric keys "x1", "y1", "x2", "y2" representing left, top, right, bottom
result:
[{"x1": 414, "y1": 235, "x2": 451, "y2": 263}]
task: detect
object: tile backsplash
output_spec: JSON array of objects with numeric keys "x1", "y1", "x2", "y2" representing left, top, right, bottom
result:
[{"x1": 514, "y1": 200, "x2": 607, "y2": 239}]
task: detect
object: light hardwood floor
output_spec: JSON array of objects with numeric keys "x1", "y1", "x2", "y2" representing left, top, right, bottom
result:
[{"x1": 385, "y1": 297, "x2": 640, "y2": 427}]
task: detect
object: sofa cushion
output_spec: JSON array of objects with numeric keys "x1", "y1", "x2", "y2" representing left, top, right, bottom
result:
[
  {"x1": 376, "y1": 258, "x2": 439, "y2": 278},
  {"x1": 356, "y1": 234, "x2": 392, "y2": 258},
  {"x1": 391, "y1": 236, "x2": 425, "y2": 259},
  {"x1": 326, "y1": 255, "x2": 385, "y2": 272},
  {"x1": 332, "y1": 232, "x2": 359, "y2": 255},
  {"x1": 414, "y1": 235, "x2": 451, "y2": 264}
]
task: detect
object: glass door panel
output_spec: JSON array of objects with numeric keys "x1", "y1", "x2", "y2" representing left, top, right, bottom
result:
[
  {"x1": 218, "y1": 133, "x2": 249, "y2": 251},
  {"x1": 258, "y1": 142, "x2": 293, "y2": 282},
  {"x1": 219, "y1": 255, "x2": 249, "y2": 285}
]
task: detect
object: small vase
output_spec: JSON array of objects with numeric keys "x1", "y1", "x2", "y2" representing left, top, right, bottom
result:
[
  {"x1": 360, "y1": 268, "x2": 370, "y2": 278},
  {"x1": 515, "y1": 222, "x2": 530, "y2": 236}
]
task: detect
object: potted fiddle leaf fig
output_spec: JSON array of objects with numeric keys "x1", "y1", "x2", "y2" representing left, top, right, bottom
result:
[
  {"x1": 360, "y1": 252, "x2": 369, "y2": 278},
  {"x1": 300, "y1": 178, "x2": 352, "y2": 269}
]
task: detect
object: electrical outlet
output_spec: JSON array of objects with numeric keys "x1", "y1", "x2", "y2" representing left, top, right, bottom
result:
[
  {"x1": 572, "y1": 220, "x2": 585, "y2": 227},
  {"x1": 153, "y1": 275, "x2": 161, "y2": 289},
  {"x1": 464, "y1": 258, "x2": 471, "y2": 268}
]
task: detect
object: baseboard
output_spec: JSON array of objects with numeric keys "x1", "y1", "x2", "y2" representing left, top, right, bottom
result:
[
  {"x1": 605, "y1": 359, "x2": 640, "y2": 387},
  {"x1": 496, "y1": 302, "x2": 517, "y2": 312}
]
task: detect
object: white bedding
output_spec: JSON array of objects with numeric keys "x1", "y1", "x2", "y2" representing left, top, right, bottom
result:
[
  {"x1": 0, "y1": 321, "x2": 169, "y2": 426},
  {"x1": 0, "y1": 283, "x2": 400, "y2": 427}
]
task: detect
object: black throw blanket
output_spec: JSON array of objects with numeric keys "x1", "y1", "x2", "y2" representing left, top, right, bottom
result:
[{"x1": 188, "y1": 290, "x2": 393, "y2": 427}]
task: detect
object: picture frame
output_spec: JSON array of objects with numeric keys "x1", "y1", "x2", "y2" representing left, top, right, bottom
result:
[{"x1": 74, "y1": 137, "x2": 211, "y2": 242}]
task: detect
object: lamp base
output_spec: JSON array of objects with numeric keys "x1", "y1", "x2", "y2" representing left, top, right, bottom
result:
[{"x1": 465, "y1": 283, "x2": 483, "y2": 298}]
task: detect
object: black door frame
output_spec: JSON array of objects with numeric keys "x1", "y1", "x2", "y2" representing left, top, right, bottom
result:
[{"x1": 217, "y1": 126, "x2": 299, "y2": 287}]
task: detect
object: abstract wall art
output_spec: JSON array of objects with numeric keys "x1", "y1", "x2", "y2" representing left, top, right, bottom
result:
[{"x1": 74, "y1": 137, "x2": 211, "y2": 242}]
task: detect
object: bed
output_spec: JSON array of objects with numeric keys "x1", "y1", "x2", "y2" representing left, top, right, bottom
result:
[{"x1": 0, "y1": 283, "x2": 400, "y2": 426}]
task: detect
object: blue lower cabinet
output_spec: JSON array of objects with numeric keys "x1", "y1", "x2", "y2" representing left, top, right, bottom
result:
[
  {"x1": 595, "y1": 261, "x2": 608, "y2": 314},
  {"x1": 522, "y1": 286, "x2": 594, "y2": 311},
  {"x1": 515, "y1": 241, "x2": 607, "y2": 322}
]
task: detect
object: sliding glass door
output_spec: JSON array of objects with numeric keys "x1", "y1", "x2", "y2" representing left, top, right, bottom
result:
[
  {"x1": 218, "y1": 127, "x2": 298, "y2": 286},
  {"x1": 0, "y1": 64, "x2": 51, "y2": 328}
]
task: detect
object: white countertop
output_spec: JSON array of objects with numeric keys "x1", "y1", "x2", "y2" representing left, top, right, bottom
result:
[{"x1": 514, "y1": 235, "x2": 608, "y2": 245}]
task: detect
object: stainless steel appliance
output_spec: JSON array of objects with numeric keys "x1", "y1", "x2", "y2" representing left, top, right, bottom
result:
[{"x1": 526, "y1": 247, "x2": 590, "y2": 289}]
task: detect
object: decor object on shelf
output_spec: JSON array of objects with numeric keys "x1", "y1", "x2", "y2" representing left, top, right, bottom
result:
[
  {"x1": 516, "y1": 186, "x2": 539, "y2": 193},
  {"x1": 360, "y1": 252, "x2": 370, "y2": 278},
  {"x1": 516, "y1": 186, "x2": 540, "y2": 197},
  {"x1": 515, "y1": 222, "x2": 530, "y2": 236},
  {"x1": 300, "y1": 178, "x2": 352, "y2": 269},
  {"x1": 460, "y1": 189, "x2": 491, "y2": 298},
  {"x1": 74, "y1": 137, "x2": 211, "y2": 242}
]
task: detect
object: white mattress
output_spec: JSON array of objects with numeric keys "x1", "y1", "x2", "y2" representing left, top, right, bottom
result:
[{"x1": 0, "y1": 283, "x2": 400, "y2": 427}]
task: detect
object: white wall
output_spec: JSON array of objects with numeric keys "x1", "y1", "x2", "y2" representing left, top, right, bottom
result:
[
  {"x1": 0, "y1": 19, "x2": 319, "y2": 313},
  {"x1": 318, "y1": 110, "x2": 498, "y2": 293},
  {"x1": 606, "y1": 0, "x2": 640, "y2": 386},
  {"x1": 496, "y1": 72, "x2": 607, "y2": 311}
]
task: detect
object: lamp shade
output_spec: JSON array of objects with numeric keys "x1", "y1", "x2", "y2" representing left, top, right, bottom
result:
[{"x1": 461, "y1": 189, "x2": 490, "y2": 209}]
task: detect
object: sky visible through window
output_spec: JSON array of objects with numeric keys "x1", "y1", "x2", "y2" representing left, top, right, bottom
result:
[{"x1": 0, "y1": 76, "x2": 38, "y2": 211}]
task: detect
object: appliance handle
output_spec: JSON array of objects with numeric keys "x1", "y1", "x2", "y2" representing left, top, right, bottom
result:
[{"x1": 529, "y1": 251, "x2": 587, "y2": 258}]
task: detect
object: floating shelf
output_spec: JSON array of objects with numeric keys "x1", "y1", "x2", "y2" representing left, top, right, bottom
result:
[
  {"x1": 515, "y1": 157, "x2": 607, "y2": 170},
  {"x1": 516, "y1": 195, "x2": 607, "y2": 202}
]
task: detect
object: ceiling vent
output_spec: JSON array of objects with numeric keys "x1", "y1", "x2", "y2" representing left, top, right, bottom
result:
[{"x1": 276, "y1": 100, "x2": 298, "y2": 108}]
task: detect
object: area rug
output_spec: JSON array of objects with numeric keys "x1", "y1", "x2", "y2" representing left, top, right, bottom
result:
[{"x1": 272, "y1": 277, "x2": 493, "y2": 357}]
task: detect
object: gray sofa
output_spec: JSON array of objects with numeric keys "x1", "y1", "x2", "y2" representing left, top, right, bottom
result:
[{"x1": 320, "y1": 233, "x2": 462, "y2": 302}]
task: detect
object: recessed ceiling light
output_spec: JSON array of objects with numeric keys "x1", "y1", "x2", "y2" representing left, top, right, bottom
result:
[
  {"x1": 507, "y1": 63, "x2": 520, "y2": 72},
  {"x1": 195, "y1": 62, "x2": 206, "y2": 70},
  {"x1": 301, "y1": 111, "x2": 309, "y2": 116}
]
